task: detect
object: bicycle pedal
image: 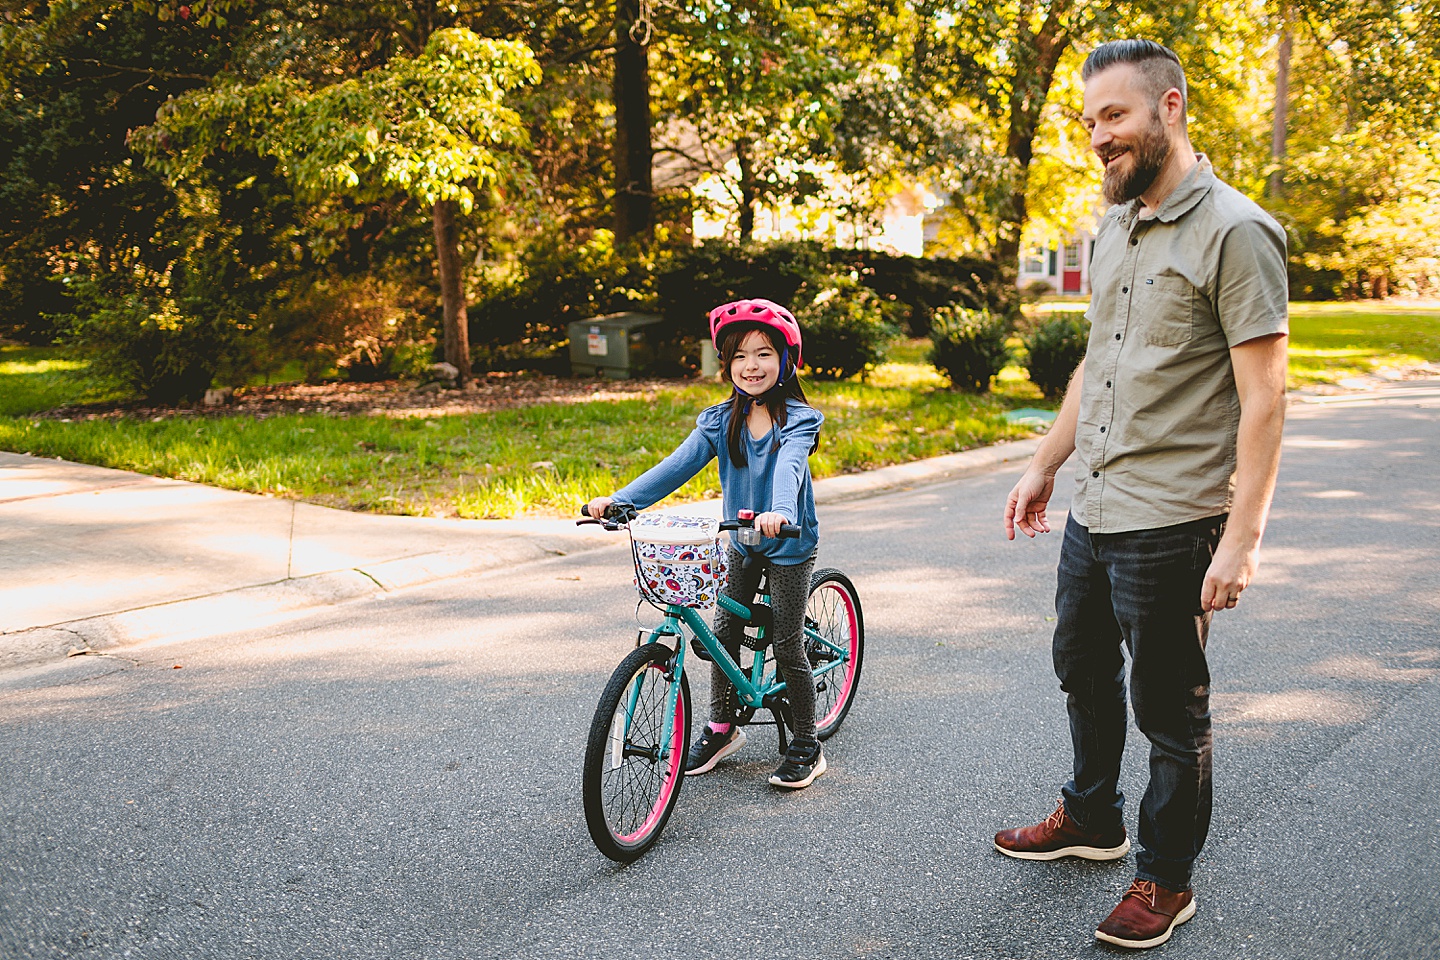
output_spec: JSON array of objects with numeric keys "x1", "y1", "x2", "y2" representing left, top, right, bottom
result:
[{"x1": 689, "y1": 637, "x2": 714, "y2": 662}]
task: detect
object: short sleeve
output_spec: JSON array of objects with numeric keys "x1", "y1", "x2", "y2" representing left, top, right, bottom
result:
[{"x1": 1215, "y1": 216, "x2": 1289, "y2": 347}]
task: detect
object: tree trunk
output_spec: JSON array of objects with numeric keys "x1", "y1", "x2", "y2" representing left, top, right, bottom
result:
[
  {"x1": 737, "y1": 138, "x2": 755, "y2": 241},
  {"x1": 992, "y1": 16, "x2": 1071, "y2": 308},
  {"x1": 1268, "y1": 24, "x2": 1292, "y2": 199},
  {"x1": 432, "y1": 199, "x2": 472, "y2": 382},
  {"x1": 613, "y1": 0, "x2": 653, "y2": 242}
]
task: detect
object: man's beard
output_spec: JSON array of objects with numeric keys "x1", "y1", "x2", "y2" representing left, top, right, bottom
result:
[{"x1": 1099, "y1": 111, "x2": 1171, "y2": 205}]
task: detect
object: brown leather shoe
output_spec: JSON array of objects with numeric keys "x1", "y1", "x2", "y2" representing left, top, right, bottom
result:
[
  {"x1": 994, "y1": 799, "x2": 1130, "y2": 861},
  {"x1": 1095, "y1": 879, "x2": 1197, "y2": 949}
]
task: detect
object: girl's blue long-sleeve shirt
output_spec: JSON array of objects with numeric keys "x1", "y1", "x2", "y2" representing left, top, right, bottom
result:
[{"x1": 611, "y1": 399, "x2": 822, "y2": 564}]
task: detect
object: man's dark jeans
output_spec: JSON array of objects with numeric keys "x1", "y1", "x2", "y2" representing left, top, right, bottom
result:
[{"x1": 1053, "y1": 513, "x2": 1223, "y2": 891}]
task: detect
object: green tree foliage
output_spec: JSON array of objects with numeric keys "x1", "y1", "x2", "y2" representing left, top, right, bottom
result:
[
  {"x1": 1268, "y1": 0, "x2": 1440, "y2": 296},
  {"x1": 0, "y1": 4, "x2": 242, "y2": 344},
  {"x1": 657, "y1": 0, "x2": 853, "y2": 240},
  {"x1": 133, "y1": 23, "x2": 541, "y2": 379}
]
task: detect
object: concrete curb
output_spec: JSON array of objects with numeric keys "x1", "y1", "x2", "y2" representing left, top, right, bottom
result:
[
  {"x1": 1, "y1": 438, "x2": 1045, "y2": 670},
  {"x1": 0, "y1": 532, "x2": 598, "y2": 670}
]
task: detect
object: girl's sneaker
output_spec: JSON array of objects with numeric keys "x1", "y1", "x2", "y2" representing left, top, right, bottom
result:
[
  {"x1": 769, "y1": 739, "x2": 826, "y2": 789},
  {"x1": 685, "y1": 726, "x2": 746, "y2": 775}
]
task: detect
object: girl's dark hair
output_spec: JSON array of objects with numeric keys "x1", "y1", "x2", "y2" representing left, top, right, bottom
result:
[{"x1": 717, "y1": 322, "x2": 813, "y2": 468}]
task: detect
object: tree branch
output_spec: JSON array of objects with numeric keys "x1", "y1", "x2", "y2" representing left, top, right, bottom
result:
[{"x1": 70, "y1": 58, "x2": 212, "y2": 81}]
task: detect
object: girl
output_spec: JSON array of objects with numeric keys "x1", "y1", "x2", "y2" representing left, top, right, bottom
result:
[{"x1": 585, "y1": 298, "x2": 826, "y2": 788}]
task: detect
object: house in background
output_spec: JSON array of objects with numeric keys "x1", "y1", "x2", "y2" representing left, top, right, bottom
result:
[
  {"x1": 1017, "y1": 234, "x2": 1096, "y2": 296},
  {"x1": 657, "y1": 128, "x2": 1097, "y2": 293},
  {"x1": 688, "y1": 169, "x2": 941, "y2": 258}
]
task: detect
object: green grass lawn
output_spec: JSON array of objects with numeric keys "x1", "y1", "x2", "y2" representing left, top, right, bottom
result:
[
  {"x1": 0, "y1": 379, "x2": 1034, "y2": 518},
  {"x1": 0, "y1": 344, "x2": 125, "y2": 416},
  {"x1": 2, "y1": 300, "x2": 1435, "y2": 518},
  {"x1": 1286, "y1": 302, "x2": 1440, "y2": 384}
]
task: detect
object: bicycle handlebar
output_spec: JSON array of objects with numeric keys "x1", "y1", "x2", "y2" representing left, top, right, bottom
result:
[
  {"x1": 576, "y1": 505, "x2": 799, "y2": 538},
  {"x1": 719, "y1": 518, "x2": 801, "y2": 539}
]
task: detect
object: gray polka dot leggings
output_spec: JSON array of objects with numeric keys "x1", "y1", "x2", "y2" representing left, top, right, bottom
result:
[{"x1": 710, "y1": 544, "x2": 817, "y2": 743}]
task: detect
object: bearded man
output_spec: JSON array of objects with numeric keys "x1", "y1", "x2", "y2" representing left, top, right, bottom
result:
[{"x1": 996, "y1": 40, "x2": 1289, "y2": 950}]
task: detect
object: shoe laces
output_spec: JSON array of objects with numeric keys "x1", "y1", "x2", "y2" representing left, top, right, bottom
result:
[
  {"x1": 1044, "y1": 800, "x2": 1068, "y2": 831},
  {"x1": 1122, "y1": 879, "x2": 1157, "y2": 907}
]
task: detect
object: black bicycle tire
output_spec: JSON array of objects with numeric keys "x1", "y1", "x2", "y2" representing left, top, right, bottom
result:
[{"x1": 581, "y1": 643, "x2": 691, "y2": 862}]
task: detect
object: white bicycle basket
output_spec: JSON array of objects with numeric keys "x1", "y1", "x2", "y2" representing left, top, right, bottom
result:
[{"x1": 629, "y1": 514, "x2": 728, "y2": 609}]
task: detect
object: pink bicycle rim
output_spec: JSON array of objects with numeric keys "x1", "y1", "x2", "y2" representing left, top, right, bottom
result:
[
  {"x1": 615, "y1": 664, "x2": 685, "y2": 844},
  {"x1": 816, "y1": 584, "x2": 859, "y2": 729}
]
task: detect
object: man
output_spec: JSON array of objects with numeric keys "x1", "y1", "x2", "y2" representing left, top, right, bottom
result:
[{"x1": 996, "y1": 40, "x2": 1289, "y2": 950}]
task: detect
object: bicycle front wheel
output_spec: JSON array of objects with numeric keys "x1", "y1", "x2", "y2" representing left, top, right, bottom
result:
[
  {"x1": 582, "y1": 643, "x2": 691, "y2": 862},
  {"x1": 807, "y1": 568, "x2": 864, "y2": 740}
]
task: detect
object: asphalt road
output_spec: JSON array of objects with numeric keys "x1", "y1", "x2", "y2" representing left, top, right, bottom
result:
[{"x1": 2, "y1": 383, "x2": 1437, "y2": 960}]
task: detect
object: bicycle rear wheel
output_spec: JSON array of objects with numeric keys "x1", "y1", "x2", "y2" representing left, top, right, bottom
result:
[
  {"x1": 807, "y1": 568, "x2": 864, "y2": 740},
  {"x1": 582, "y1": 643, "x2": 691, "y2": 862}
]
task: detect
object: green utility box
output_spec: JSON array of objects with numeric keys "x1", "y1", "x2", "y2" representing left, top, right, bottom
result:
[{"x1": 567, "y1": 312, "x2": 664, "y2": 378}]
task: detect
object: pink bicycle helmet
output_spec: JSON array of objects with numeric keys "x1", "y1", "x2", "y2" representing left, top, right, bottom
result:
[{"x1": 707, "y1": 298, "x2": 803, "y2": 372}]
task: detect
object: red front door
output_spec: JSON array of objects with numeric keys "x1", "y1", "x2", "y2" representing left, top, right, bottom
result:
[{"x1": 1062, "y1": 242, "x2": 1083, "y2": 294}]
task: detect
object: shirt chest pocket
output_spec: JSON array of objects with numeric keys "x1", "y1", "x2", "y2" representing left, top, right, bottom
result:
[{"x1": 1136, "y1": 275, "x2": 1195, "y2": 347}]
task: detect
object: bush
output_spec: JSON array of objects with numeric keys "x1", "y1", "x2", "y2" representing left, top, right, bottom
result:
[
  {"x1": 798, "y1": 275, "x2": 898, "y2": 380},
  {"x1": 928, "y1": 306, "x2": 1012, "y2": 393},
  {"x1": 276, "y1": 275, "x2": 436, "y2": 382},
  {"x1": 830, "y1": 250, "x2": 1008, "y2": 336},
  {"x1": 467, "y1": 232, "x2": 669, "y2": 373},
  {"x1": 1020, "y1": 278, "x2": 1055, "y2": 303},
  {"x1": 1023, "y1": 314, "x2": 1090, "y2": 399},
  {"x1": 64, "y1": 288, "x2": 249, "y2": 404},
  {"x1": 654, "y1": 240, "x2": 831, "y2": 336}
]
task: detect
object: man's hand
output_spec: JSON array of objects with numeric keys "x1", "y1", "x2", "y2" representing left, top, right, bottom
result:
[
  {"x1": 1005, "y1": 468, "x2": 1057, "y2": 540},
  {"x1": 755, "y1": 511, "x2": 788, "y2": 538},
  {"x1": 1201, "y1": 536, "x2": 1259, "y2": 611},
  {"x1": 1202, "y1": 331, "x2": 1287, "y2": 612},
  {"x1": 1004, "y1": 359, "x2": 1083, "y2": 541}
]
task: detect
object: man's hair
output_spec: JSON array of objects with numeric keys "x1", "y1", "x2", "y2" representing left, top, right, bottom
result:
[{"x1": 1082, "y1": 40, "x2": 1187, "y2": 118}]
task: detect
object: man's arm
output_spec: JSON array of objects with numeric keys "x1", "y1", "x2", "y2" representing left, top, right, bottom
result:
[
  {"x1": 1202, "y1": 333, "x2": 1288, "y2": 610},
  {"x1": 1005, "y1": 358, "x2": 1085, "y2": 540}
]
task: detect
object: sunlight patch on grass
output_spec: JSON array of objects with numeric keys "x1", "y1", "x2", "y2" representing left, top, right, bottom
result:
[{"x1": 0, "y1": 345, "x2": 124, "y2": 416}]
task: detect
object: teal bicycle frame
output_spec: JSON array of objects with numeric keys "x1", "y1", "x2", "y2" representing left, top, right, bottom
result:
[{"x1": 628, "y1": 590, "x2": 852, "y2": 761}]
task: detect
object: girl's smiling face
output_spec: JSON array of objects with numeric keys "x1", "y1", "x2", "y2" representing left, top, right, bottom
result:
[{"x1": 729, "y1": 328, "x2": 782, "y2": 396}]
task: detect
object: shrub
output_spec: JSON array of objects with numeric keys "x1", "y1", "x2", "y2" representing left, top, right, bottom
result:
[
  {"x1": 64, "y1": 289, "x2": 248, "y2": 404},
  {"x1": 467, "y1": 232, "x2": 668, "y2": 373},
  {"x1": 1023, "y1": 313, "x2": 1090, "y2": 399},
  {"x1": 653, "y1": 240, "x2": 831, "y2": 337},
  {"x1": 928, "y1": 306, "x2": 1012, "y2": 393},
  {"x1": 830, "y1": 250, "x2": 1007, "y2": 336},
  {"x1": 798, "y1": 275, "x2": 898, "y2": 380},
  {"x1": 277, "y1": 275, "x2": 436, "y2": 382},
  {"x1": 1021, "y1": 278, "x2": 1055, "y2": 303}
]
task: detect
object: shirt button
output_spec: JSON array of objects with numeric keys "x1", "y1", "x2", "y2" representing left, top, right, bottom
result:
[
  {"x1": 1106, "y1": 380, "x2": 1112, "y2": 387},
  {"x1": 1130, "y1": 237, "x2": 1138, "y2": 246},
  {"x1": 1092, "y1": 471, "x2": 1100, "y2": 478},
  {"x1": 1121, "y1": 286, "x2": 1128, "y2": 293},
  {"x1": 1114, "y1": 333, "x2": 1121, "y2": 340},
  {"x1": 1100, "y1": 426, "x2": 1107, "y2": 433}
]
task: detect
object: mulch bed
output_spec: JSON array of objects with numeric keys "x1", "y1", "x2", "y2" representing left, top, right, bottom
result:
[{"x1": 34, "y1": 372, "x2": 702, "y2": 422}]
